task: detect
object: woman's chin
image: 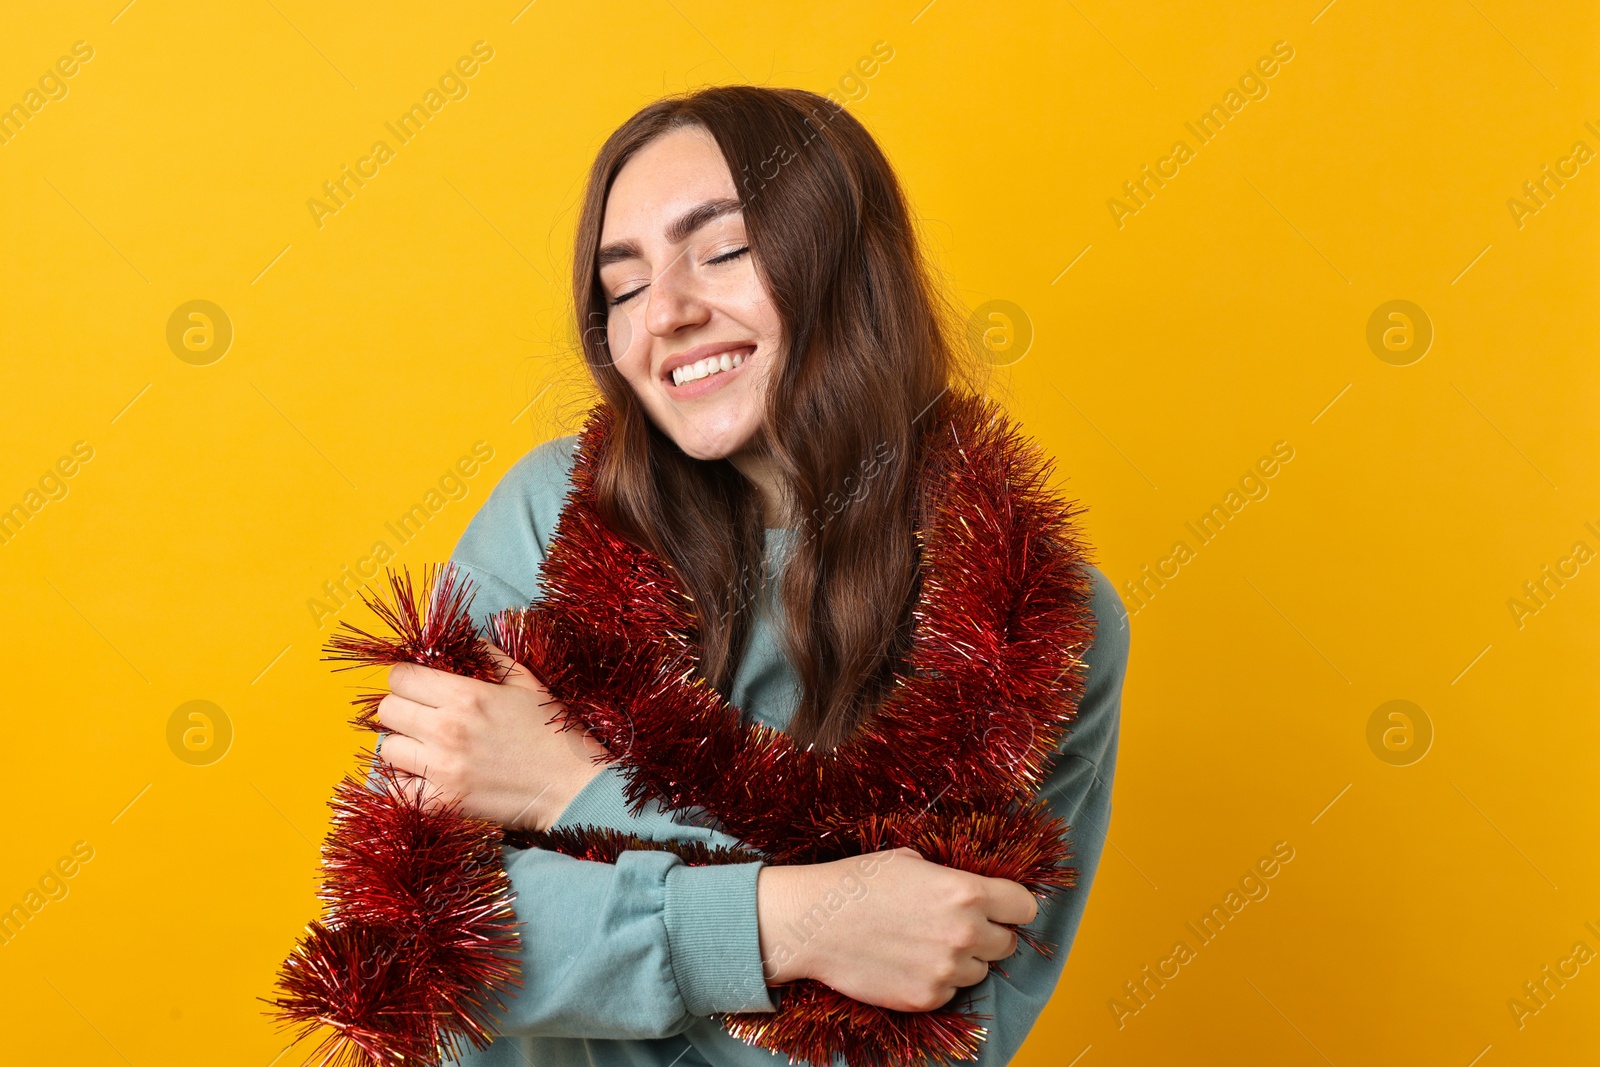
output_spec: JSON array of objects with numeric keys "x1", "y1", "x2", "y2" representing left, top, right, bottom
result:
[{"x1": 663, "y1": 413, "x2": 763, "y2": 462}]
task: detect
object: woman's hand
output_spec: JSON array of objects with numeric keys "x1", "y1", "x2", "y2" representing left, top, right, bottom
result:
[
  {"x1": 373, "y1": 641, "x2": 609, "y2": 832},
  {"x1": 755, "y1": 847, "x2": 1038, "y2": 1011}
]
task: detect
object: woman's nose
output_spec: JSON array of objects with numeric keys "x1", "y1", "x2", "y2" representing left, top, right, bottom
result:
[{"x1": 644, "y1": 254, "x2": 710, "y2": 337}]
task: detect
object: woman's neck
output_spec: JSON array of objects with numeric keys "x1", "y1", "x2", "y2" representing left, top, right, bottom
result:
[{"x1": 727, "y1": 447, "x2": 790, "y2": 530}]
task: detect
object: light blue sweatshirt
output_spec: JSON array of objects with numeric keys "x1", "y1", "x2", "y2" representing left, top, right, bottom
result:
[{"x1": 432, "y1": 433, "x2": 1129, "y2": 1067}]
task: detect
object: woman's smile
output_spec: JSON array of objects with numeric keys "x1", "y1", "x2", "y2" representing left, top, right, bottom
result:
[{"x1": 663, "y1": 341, "x2": 757, "y2": 398}]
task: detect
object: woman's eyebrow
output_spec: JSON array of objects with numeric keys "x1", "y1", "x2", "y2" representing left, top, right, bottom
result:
[{"x1": 597, "y1": 197, "x2": 743, "y2": 268}]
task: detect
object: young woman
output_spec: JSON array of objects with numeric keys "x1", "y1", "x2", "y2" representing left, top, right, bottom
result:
[{"x1": 372, "y1": 85, "x2": 1128, "y2": 1066}]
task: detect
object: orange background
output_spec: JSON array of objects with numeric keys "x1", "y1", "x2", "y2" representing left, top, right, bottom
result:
[{"x1": 1, "y1": 2, "x2": 1595, "y2": 1064}]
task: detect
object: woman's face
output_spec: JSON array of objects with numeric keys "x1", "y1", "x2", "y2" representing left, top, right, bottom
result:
[{"x1": 597, "y1": 125, "x2": 782, "y2": 462}]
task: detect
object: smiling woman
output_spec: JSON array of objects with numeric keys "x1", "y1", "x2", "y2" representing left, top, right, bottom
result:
[
  {"x1": 596, "y1": 176, "x2": 771, "y2": 423},
  {"x1": 337, "y1": 84, "x2": 1128, "y2": 1067},
  {"x1": 595, "y1": 168, "x2": 781, "y2": 505}
]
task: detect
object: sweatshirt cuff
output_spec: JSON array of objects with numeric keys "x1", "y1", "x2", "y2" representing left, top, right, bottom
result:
[
  {"x1": 550, "y1": 765, "x2": 777, "y2": 1015},
  {"x1": 663, "y1": 860, "x2": 776, "y2": 1015}
]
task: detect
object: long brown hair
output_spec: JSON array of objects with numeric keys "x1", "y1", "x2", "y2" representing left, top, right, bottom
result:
[{"x1": 570, "y1": 85, "x2": 985, "y2": 749}]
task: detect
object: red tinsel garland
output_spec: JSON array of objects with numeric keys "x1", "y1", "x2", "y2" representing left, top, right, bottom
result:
[{"x1": 266, "y1": 391, "x2": 1099, "y2": 1067}]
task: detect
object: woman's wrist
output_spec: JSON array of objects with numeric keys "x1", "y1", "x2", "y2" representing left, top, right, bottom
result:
[
  {"x1": 756, "y1": 863, "x2": 823, "y2": 985},
  {"x1": 537, "y1": 762, "x2": 606, "y2": 830},
  {"x1": 509, "y1": 725, "x2": 610, "y2": 832}
]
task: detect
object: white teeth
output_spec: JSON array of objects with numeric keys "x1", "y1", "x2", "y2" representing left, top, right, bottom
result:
[{"x1": 670, "y1": 347, "x2": 753, "y2": 387}]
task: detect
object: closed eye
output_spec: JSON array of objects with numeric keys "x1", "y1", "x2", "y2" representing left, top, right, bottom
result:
[{"x1": 608, "y1": 246, "x2": 749, "y2": 307}]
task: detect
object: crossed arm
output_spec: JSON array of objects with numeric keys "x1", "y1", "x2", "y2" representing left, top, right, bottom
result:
[{"x1": 366, "y1": 560, "x2": 1128, "y2": 1052}]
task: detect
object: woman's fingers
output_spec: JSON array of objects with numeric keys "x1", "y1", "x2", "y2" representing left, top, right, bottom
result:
[
  {"x1": 374, "y1": 729, "x2": 423, "y2": 775},
  {"x1": 954, "y1": 954, "x2": 991, "y2": 987},
  {"x1": 981, "y1": 877, "x2": 1040, "y2": 927},
  {"x1": 373, "y1": 692, "x2": 435, "y2": 741},
  {"x1": 962, "y1": 877, "x2": 1035, "y2": 967},
  {"x1": 386, "y1": 660, "x2": 469, "y2": 705},
  {"x1": 375, "y1": 733, "x2": 461, "y2": 807},
  {"x1": 386, "y1": 645, "x2": 545, "y2": 714},
  {"x1": 971, "y1": 920, "x2": 1021, "y2": 963},
  {"x1": 480, "y1": 640, "x2": 543, "y2": 691}
]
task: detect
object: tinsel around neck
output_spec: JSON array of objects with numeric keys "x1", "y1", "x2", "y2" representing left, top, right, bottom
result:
[{"x1": 269, "y1": 389, "x2": 1103, "y2": 1067}]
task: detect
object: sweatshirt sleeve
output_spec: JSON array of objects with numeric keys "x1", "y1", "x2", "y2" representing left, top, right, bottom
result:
[
  {"x1": 445, "y1": 438, "x2": 777, "y2": 1038},
  {"x1": 365, "y1": 712, "x2": 775, "y2": 1038},
  {"x1": 947, "y1": 561, "x2": 1130, "y2": 1063}
]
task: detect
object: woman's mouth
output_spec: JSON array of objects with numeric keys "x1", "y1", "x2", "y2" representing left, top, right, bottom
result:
[{"x1": 666, "y1": 344, "x2": 756, "y2": 397}]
